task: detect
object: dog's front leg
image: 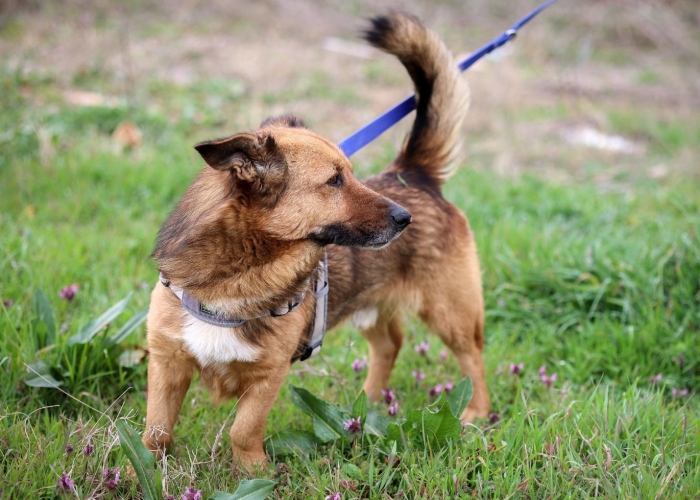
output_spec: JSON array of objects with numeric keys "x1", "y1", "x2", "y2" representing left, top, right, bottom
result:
[
  {"x1": 229, "y1": 364, "x2": 290, "y2": 472},
  {"x1": 142, "y1": 353, "x2": 194, "y2": 458}
]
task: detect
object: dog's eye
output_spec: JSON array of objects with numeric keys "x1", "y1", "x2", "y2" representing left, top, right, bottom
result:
[{"x1": 326, "y1": 174, "x2": 342, "y2": 186}]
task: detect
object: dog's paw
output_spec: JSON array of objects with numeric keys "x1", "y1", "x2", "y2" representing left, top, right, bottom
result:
[
  {"x1": 232, "y1": 450, "x2": 270, "y2": 475},
  {"x1": 460, "y1": 406, "x2": 489, "y2": 424}
]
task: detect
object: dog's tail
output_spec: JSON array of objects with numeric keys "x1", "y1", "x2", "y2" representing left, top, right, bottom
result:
[{"x1": 363, "y1": 13, "x2": 469, "y2": 187}]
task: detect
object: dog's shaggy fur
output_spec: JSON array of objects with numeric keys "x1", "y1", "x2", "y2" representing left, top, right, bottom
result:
[{"x1": 143, "y1": 12, "x2": 489, "y2": 470}]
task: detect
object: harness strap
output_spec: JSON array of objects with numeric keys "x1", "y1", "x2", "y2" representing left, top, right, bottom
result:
[
  {"x1": 160, "y1": 251, "x2": 329, "y2": 362},
  {"x1": 292, "y1": 252, "x2": 329, "y2": 362},
  {"x1": 159, "y1": 275, "x2": 307, "y2": 328}
]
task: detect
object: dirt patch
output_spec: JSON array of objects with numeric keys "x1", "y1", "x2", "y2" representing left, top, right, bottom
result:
[{"x1": 1, "y1": 0, "x2": 698, "y2": 183}]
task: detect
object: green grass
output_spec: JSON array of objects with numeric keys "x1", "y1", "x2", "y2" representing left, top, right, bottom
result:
[
  {"x1": 262, "y1": 71, "x2": 361, "y2": 106},
  {"x1": 607, "y1": 109, "x2": 700, "y2": 156},
  {"x1": 1, "y1": 66, "x2": 699, "y2": 499}
]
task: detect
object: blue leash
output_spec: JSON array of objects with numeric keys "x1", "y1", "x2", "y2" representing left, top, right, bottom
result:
[{"x1": 338, "y1": 0, "x2": 559, "y2": 157}]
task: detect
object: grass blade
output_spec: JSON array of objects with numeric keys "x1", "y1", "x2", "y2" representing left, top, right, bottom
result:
[
  {"x1": 108, "y1": 306, "x2": 148, "y2": 345},
  {"x1": 211, "y1": 479, "x2": 276, "y2": 500},
  {"x1": 116, "y1": 421, "x2": 158, "y2": 500},
  {"x1": 67, "y1": 292, "x2": 132, "y2": 345},
  {"x1": 31, "y1": 289, "x2": 55, "y2": 347}
]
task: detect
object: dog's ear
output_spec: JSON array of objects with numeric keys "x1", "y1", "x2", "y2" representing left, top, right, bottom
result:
[
  {"x1": 260, "y1": 113, "x2": 306, "y2": 129},
  {"x1": 194, "y1": 132, "x2": 287, "y2": 203}
]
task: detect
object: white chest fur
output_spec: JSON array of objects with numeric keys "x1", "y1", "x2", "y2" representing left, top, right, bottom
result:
[
  {"x1": 352, "y1": 307, "x2": 379, "y2": 331},
  {"x1": 181, "y1": 315, "x2": 261, "y2": 366}
]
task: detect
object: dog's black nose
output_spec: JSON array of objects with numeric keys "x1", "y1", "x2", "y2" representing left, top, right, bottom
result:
[{"x1": 390, "y1": 205, "x2": 412, "y2": 229}]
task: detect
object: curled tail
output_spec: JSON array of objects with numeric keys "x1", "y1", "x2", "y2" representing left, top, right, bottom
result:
[{"x1": 363, "y1": 12, "x2": 469, "y2": 187}]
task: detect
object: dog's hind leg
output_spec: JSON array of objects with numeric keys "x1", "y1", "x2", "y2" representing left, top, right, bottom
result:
[
  {"x1": 358, "y1": 310, "x2": 404, "y2": 401},
  {"x1": 417, "y1": 253, "x2": 490, "y2": 422}
]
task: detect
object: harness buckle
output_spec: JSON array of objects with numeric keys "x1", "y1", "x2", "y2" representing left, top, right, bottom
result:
[{"x1": 298, "y1": 340, "x2": 323, "y2": 362}]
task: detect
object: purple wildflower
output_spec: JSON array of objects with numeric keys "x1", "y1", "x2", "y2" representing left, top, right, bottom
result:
[
  {"x1": 429, "y1": 383, "x2": 444, "y2": 398},
  {"x1": 56, "y1": 472, "x2": 76, "y2": 492},
  {"x1": 182, "y1": 486, "x2": 203, "y2": 500},
  {"x1": 65, "y1": 444, "x2": 74, "y2": 454},
  {"x1": 544, "y1": 441, "x2": 557, "y2": 456},
  {"x1": 343, "y1": 416, "x2": 362, "y2": 435},
  {"x1": 440, "y1": 350, "x2": 448, "y2": 362},
  {"x1": 388, "y1": 402, "x2": 399, "y2": 416},
  {"x1": 59, "y1": 284, "x2": 79, "y2": 301},
  {"x1": 672, "y1": 388, "x2": 689, "y2": 398},
  {"x1": 541, "y1": 373, "x2": 558, "y2": 388},
  {"x1": 381, "y1": 388, "x2": 395, "y2": 405},
  {"x1": 83, "y1": 443, "x2": 94, "y2": 455},
  {"x1": 411, "y1": 370, "x2": 425, "y2": 384},
  {"x1": 510, "y1": 363, "x2": 525, "y2": 375},
  {"x1": 444, "y1": 382, "x2": 454, "y2": 393},
  {"x1": 538, "y1": 365, "x2": 547, "y2": 377},
  {"x1": 165, "y1": 496, "x2": 176, "y2": 500},
  {"x1": 2, "y1": 299, "x2": 13, "y2": 308},
  {"x1": 488, "y1": 412, "x2": 500, "y2": 424},
  {"x1": 104, "y1": 467, "x2": 120, "y2": 491},
  {"x1": 414, "y1": 341, "x2": 430, "y2": 356},
  {"x1": 351, "y1": 358, "x2": 367, "y2": 372},
  {"x1": 650, "y1": 373, "x2": 663, "y2": 384},
  {"x1": 325, "y1": 493, "x2": 342, "y2": 500}
]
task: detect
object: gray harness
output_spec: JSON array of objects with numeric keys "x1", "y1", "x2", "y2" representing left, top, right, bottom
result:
[{"x1": 160, "y1": 252, "x2": 328, "y2": 362}]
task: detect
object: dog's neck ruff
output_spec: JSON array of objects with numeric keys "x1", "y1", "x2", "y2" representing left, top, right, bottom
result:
[{"x1": 160, "y1": 252, "x2": 329, "y2": 362}]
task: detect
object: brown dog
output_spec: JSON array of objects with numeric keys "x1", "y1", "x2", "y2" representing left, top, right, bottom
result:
[{"x1": 143, "y1": 12, "x2": 489, "y2": 470}]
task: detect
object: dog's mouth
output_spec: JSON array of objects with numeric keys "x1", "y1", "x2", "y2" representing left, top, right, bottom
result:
[
  {"x1": 308, "y1": 220, "x2": 410, "y2": 249},
  {"x1": 363, "y1": 230, "x2": 405, "y2": 250},
  {"x1": 308, "y1": 202, "x2": 412, "y2": 249}
]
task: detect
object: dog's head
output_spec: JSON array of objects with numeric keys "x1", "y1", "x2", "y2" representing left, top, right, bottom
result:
[{"x1": 193, "y1": 114, "x2": 411, "y2": 249}]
